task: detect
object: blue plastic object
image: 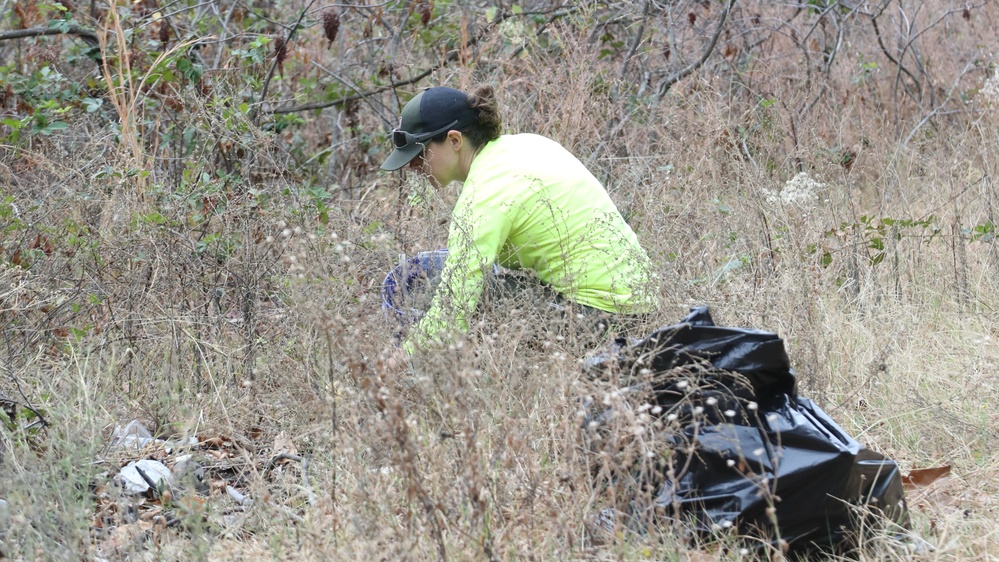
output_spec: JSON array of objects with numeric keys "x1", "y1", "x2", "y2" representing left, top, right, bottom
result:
[{"x1": 381, "y1": 250, "x2": 449, "y2": 324}]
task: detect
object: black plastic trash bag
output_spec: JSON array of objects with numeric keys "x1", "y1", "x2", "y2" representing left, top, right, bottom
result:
[{"x1": 583, "y1": 306, "x2": 910, "y2": 555}]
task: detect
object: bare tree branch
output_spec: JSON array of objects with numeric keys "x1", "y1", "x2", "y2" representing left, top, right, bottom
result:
[
  {"x1": 1, "y1": 370, "x2": 49, "y2": 431},
  {"x1": 589, "y1": 0, "x2": 736, "y2": 164},
  {"x1": 268, "y1": 67, "x2": 436, "y2": 116},
  {"x1": 904, "y1": 60, "x2": 976, "y2": 147},
  {"x1": 612, "y1": 0, "x2": 653, "y2": 101},
  {"x1": 267, "y1": 7, "x2": 574, "y2": 117},
  {"x1": 870, "y1": 12, "x2": 922, "y2": 100},
  {"x1": 509, "y1": 5, "x2": 577, "y2": 59},
  {"x1": 312, "y1": 62, "x2": 395, "y2": 129},
  {"x1": 249, "y1": 0, "x2": 319, "y2": 125},
  {"x1": 0, "y1": 24, "x2": 99, "y2": 45},
  {"x1": 656, "y1": 0, "x2": 736, "y2": 99}
]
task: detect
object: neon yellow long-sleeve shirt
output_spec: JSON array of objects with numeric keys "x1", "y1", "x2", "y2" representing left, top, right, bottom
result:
[{"x1": 406, "y1": 134, "x2": 659, "y2": 350}]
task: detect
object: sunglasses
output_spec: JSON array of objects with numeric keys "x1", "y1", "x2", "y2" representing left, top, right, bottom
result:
[{"x1": 391, "y1": 120, "x2": 459, "y2": 150}]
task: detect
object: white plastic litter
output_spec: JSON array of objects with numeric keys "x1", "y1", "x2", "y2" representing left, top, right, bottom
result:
[
  {"x1": 0, "y1": 498, "x2": 10, "y2": 536},
  {"x1": 117, "y1": 459, "x2": 173, "y2": 494},
  {"x1": 108, "y1": 419, "x2": 198, "y2": 451},
  {"x1": 109, "y1": 420, "x2": 155, "y2": 449}
]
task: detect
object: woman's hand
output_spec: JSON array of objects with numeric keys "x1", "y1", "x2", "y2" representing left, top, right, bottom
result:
[{"x1": 386, "y1": 348, "x2": 410, "y2": 371}]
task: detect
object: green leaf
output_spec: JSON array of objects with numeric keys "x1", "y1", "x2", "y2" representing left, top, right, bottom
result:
[
  {"x1": 47, "y1": 18, "x2": 71, "y2": 33},
  {"x1": 485, "y1": 7, "x2": 497, "y2": 21},
  {"x1": 511, "y1": 4, "x2": 523, "y2": 14},
  {"x1": 141, "y1": 212, "x2": 168, "y2": 225},
  {"x1": 177, "y1": 57, "x2": 203, "y2": 82},
  {"x1": 83, "y1": 97, "x2": 103, "y2": 113},
  {"x1": 2, "y1": 117, "x2": 25, "y2": 129},
  {"x1": 38, "y1": 121, "x2": 69, "y2": 135}
]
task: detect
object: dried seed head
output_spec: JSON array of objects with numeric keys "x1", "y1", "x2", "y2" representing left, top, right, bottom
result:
[
  {"x1": 688, "y1": 12, "x2": 696, "y2": 25},
  {"x1": 13, "y1": 3, "x2": 27, "y2": 28},
  {"x1": 322, "y1": 9, "x2": 340, "y2": 48},
  {"x1": 125, "y1": 48, "x2": 144, "y2": 68},
  {"x1": 274, "y1": 36, "x2": 288, "y2": 76},
  {"x1": 159, "y1": 19, "x2": 169, "y2": 44},
  {"x1": 420, "y1": 2, "x2": 432, "y2": 27},
  {"x1": 33, "y1": 45, "x2": 59, "y2": 64},
  {"x1": 164, "y1": 96, "x2": 183, "y2": 112},
  {"x1": 962, "y1": 8, "x2": 971, "y2": 20}
]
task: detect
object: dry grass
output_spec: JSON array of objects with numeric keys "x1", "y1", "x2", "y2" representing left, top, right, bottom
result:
[{"x1": 3, "y1": 0, "x2": 999, "y2": 559}]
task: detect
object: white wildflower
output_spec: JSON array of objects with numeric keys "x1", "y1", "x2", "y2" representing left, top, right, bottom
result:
[
  {"x1": 764, "y1": 171, "x2": 823, "y2": 208},
  {"x1": 982, "y1": 68, "x2": 999, "y2": 105}
]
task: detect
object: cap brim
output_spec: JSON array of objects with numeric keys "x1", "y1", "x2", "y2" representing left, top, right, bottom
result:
[{"x1": 380, "y1": 143, "x2": 424, "y2": 171}]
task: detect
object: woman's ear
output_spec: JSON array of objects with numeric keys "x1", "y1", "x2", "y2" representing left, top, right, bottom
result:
[{"x1": 447, "y1": 130, "x2": 463, "y2": 152}]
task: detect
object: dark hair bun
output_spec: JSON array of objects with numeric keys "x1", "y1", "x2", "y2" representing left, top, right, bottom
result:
[{"x1": 463, "y1": 85, "x2": 502, "y2": 146}]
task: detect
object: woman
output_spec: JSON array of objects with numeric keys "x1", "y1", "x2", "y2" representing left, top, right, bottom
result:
[{"x1": 383, "y1": 85, "x2": 660, "y2": 352}]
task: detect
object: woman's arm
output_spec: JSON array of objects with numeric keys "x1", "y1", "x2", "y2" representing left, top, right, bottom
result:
[{"x1": 403, "y1": 202, "x2": 511, "y2": 353}]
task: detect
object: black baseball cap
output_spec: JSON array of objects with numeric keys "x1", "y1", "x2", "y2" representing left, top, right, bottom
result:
[{"x1": 381, "y1": 87, "x2": 478, "y2": 171}]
